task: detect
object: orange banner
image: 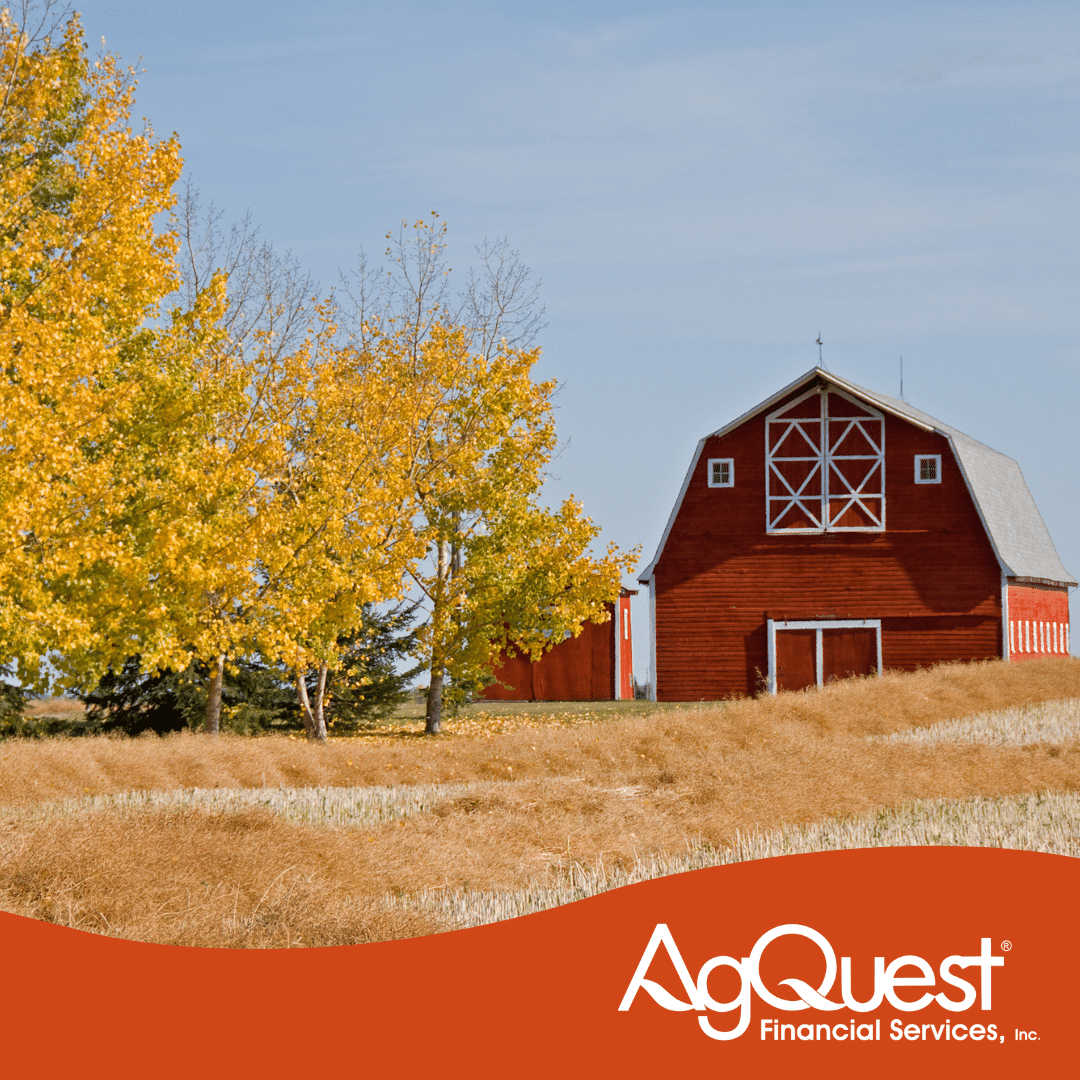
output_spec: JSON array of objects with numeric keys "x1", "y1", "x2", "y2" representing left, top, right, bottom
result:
[{"x1": 2, "y1": 847, "x2": 1072, "y2": 1078}]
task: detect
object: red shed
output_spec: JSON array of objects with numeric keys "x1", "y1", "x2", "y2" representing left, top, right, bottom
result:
[
  {"x1": 638, "y1": 368, "x2": 1075, "y2": 699},
  {"x1": 481, "y1": 589, "x2": 636, "y2": 701}
]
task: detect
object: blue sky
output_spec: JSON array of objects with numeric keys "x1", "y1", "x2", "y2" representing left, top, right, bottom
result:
[{"x1": 82, "y1": 1, "x2": 1080, "y2": 670}]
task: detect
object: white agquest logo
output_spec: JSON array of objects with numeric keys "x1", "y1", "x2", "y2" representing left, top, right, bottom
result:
[{"x1": 618, "y1": 924, "x2": 1004, "y2": 1040}]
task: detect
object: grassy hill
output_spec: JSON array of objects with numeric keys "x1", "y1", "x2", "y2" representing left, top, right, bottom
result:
[{"x1": 1, "y1": 658, "x2": 1077, "y2": 947}]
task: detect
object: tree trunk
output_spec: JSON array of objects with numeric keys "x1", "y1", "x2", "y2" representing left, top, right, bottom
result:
[
  {"x1": 295, "y1": 665, "x2": 330, "y2": 742},
  {"x1": 206, "y1": 653, "x2": 226, "y2": 735},
  {"x1": 425, "y1": 664, "x2": 444, "y2": 735},
  {"x1": 312, "y1": 664, "x2": 329, "y2": 742},
  {"x1": 295, "y1": 671, "x2": 317, "y2": 740},
  {"x1": 425, "y1": 538, "x2": 452, "y2": 735},
  {"x1": 316, "y1": 663, "x2": 330, "y2": 740}
]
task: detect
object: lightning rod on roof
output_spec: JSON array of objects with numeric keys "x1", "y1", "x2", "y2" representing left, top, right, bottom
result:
[
  {"x1": 899, "y1": 355, "x2": 905, "y2": 401},
  {"x1": 816, "y1": 331, "x2": 825, "y2": 369}
]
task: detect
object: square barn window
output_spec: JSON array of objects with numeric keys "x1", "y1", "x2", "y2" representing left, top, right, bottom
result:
[
  {"x1": 915, "y1": 454, "x2": 941, "y2": 484},
  {"x1": 708, "y1": 458, "x2": 734, "y2": 487}
]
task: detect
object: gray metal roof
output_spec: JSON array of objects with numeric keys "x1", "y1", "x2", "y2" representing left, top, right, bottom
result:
[{"x1": 639, "y1": 367, "x2": 1076, "y2": 587}]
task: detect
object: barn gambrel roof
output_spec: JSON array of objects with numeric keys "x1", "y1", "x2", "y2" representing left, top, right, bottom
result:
[{"x1": 639, "y1": 367, "x2": 1076, "y2": 588}]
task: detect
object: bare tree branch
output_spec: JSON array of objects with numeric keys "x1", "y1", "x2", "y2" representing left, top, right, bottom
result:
[
  {"x1": 173, "y1": 179, "x2": 316, "y2": 366},
  {"x1": 337, "y1": 216, "x2": 545, "y2": 362},
  {"x1": 461, "y1": 236, "x2": 546, "y2": 361}
]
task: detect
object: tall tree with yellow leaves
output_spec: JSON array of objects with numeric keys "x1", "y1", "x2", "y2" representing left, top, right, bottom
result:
[
  {"x1": 0, "y1": 7, "x2": 227, "y2": 688},
  {"x1": 344, "y1": 219, "x2": 637, "y2": 735},
  {"x1": 175, "y1": 306, "x2": 428, "y2": 739},
  {"x1": 0, "y1": 11, "x2": 420, "y2": 730},
  {"x1": 404, "y1": 324, "x2": 637, "y2": 734},
  {"x1": 59, "y1": 290, "x2": 431, "y2": 739}
]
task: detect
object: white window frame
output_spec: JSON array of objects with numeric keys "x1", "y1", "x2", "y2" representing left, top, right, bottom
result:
[
  {"x1": 765, "y1": 387, "x2": 885, "y2": 533},
  {"x1": 766, "y1": 618, "x2": 883, "y2": 694},
  {"x1": 914, "y1": 454, "x2": 941, "y2": 484},
  {"x1": 708, "y1": 458, "x2": 734, "y2": 488}
]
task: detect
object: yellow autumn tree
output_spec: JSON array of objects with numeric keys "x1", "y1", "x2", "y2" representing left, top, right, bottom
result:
[
  {"x1": 404, "y1": 324, "x2": 638, "y2": 734},
  {"x1": 51, "y1": 283, "x2": 437, "y2": 738},
  {"x1": 0, "y1": 16, "x2": 627, "y2": 740},
  {"x1": 0, "y1": 10, "x2": 227, "y2": 687},
  {"x1": 342, "y1": 219, "x2": 637, "y2": 735},
  {"x1": 160, "y1": 303, "x2": 427, "y2": 739},
  {"x1": 270, "y1": 323, "x2": 438, "y2": 740},
  {"x1": 0, "y1": 13, "x2": 421, "y2": 730},
  {"x1": 341, "y1": 221, "x2": 635, "y2": 734}
]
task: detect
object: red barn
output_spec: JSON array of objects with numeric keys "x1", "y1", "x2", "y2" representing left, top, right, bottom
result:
[
  {"x1": 638, "y1": 368, "x2": 1075, "y2": 700},
  {"x1": 481, "y1": 589, "x2": 636, "y2": 701}
]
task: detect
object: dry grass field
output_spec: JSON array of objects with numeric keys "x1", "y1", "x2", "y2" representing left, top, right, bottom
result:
[{"x1": 1, "y1": 658, "x2": 1078, "y2": 947}]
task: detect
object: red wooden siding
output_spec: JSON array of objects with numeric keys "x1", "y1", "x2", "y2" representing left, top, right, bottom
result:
[
  {"x1": 652, "y1": 381, "x2": 1004, "y2": 700},
  {"x1": 1006, "y1": 583, "x2": 1070, "y2": 661},
  {"x1": 482, "y1": 651, "x2": 536, "y2": 700},
  {"x1": 482, "y1": 603, "x2": 623, "y2": 702}
]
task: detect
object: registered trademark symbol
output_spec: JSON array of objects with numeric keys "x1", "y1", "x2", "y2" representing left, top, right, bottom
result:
[{"x1": 1001, "y1": 941, "x2": 1012, "y2": 952}]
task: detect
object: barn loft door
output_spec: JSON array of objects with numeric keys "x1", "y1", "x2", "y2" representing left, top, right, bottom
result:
[
  {"x1": 768, "y1": 619, "x2": 882, "y2": 693},
  {"x1": 766, "y1": 387, "x2": 885, "y2": 533}
]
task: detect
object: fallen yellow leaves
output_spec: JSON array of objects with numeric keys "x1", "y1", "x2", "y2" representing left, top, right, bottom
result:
[{"x1": 329, "y1": 710, "x2": 603, "y2": 741}]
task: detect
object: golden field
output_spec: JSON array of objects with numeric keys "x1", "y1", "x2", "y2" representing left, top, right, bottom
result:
[{"x1": 1, "y1": 658, "x2": 1078, "y2": 947}]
